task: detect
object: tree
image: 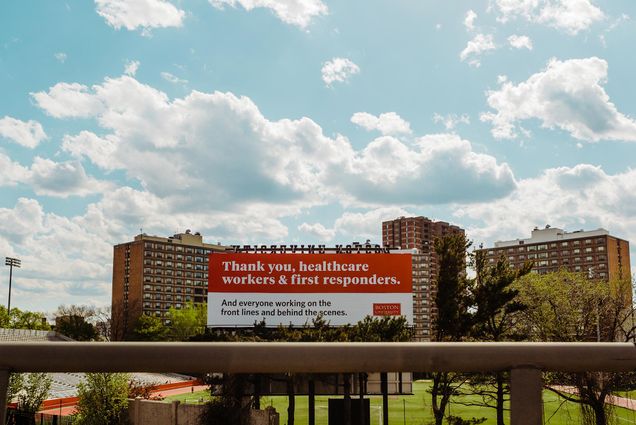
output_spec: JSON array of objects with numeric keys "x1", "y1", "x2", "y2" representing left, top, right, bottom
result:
[
  {"x1": 350, "y1": 315, "x2": 412, "y2": 342},
  {"x1": 166, "y1": 302, "x2": 207, "y2": 341},
  {"x1": 132, "y1": 314, "x2": 167, "y2": 341},
  {"x1": 14, "y1": 373, "x2": 52, "y2": 424},
  {"x1": 515, "y1": 270, "x2": 635, "y2": 425},
  {"x1": 54, "y1": 305, "x2": 99, "y2": 341},
  {"x1": 430, "y1": 233, "x2": 473, "y2": 425},
  {"x1": 74, "y1": 373, "x2": 130, "y2": 425},
  {"x1": 0, "y1": 306, "x2": 49, "y2": 330},
  {"x1": 457, "y1": 252, "x2": 532, "y2": 425}
]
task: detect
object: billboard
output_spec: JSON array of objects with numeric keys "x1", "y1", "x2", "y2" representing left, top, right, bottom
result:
[{"x1": 207, "y1": 253, "x2": 412, "y2": 326}]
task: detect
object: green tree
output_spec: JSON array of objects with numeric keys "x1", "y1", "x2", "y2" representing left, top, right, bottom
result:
[
  {"x1": 350, "y1": 315, "x2": 412, "y2": 342},
  {"x1": 516, "y1": 270, "x2": 635, "y2": 425},
  {"x1": 132, "y1": 313, "x2": 167, "y2": 341},
  {"x1": 7, "y1": 373, "x2": 24, "y2": 403},
  {"x1": 166, "y1": 302, "x2": 207, "y2": 341},
  {"x1": 458, "y1": 252, "x2": 532, "y2": 425},
  {"x1": 75, "y1": 373, "x2": 130, "y2": 425},
  {"x1": 54, "y1": 305, "x2": 99, "y2": 341},
  {"x1": 431, "y1": 232, "x2": 473, "y2": 425},
  {"x1": 0, "y1": 306, "x2": 49, "y2": 330},
  {"x1": 14, "y1": 373, "x2": 52, "y2": 424}
]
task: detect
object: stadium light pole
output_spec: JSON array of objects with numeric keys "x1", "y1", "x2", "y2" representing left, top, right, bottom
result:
[{"x1": 5, "y1": 257, "x2": 21, "y2": 313}]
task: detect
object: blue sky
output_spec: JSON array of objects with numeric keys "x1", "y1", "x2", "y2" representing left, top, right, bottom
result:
[{"x1": 1, "y1": 0, "x2": 635, "y2": 312}]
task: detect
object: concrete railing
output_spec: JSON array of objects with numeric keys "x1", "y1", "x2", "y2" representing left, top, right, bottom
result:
[{"x1": 2, "y1": 342, "x2": 636, "y2": 425}]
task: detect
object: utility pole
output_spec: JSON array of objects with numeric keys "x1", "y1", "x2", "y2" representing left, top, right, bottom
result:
[{"x1": 5, "y1": 257, "x2": 21, "y2": 313}]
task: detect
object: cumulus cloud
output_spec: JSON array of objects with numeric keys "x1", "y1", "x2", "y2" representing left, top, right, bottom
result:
[
  {"x1": 28, "y1": 157, "x2": 111, "y2": 198},
  {"x1": 350, "y1": 112, "x2": 411, "y2": 136},
  {"x1": 0, "y1": 153, "x2": 30, "y2": 186},
  {"x1": 507, "y1": 34, "x2": 533, "y2": 49},
  {"x1": 0, "y1": 116, "x2": 47, "y2": 148},
  {"x1": 30, "y1": 83, "x2": 104, "y2": 119},
  {"x1": 298, "y1": 222, "x2": 335, "y2": 241},
  {"x1": 338, "y1": 134, "x2": 516, "y2": 205},
  {"x1": 209, "y1": 0, "x2": 327, "y2": 29},
  {"x1": 433, "y1": 113, "x2": 470, "y2": 130},
  {"x1": 95, "y1": 0, "x2": 185, "y2": 32},
  {"x1": 124, "y1": 60, "x2": 140, "y2": 76},
  {"x1": 0, "y1": 149, "x2": 108, "y2": 197},
  {"x1": 464, "y1": 10, "x2": 477, "y2": 31},
  {"x1": 458, "y1": 164, "x2": 636, "y2": 249},
  {"x1": 480, "y1": 57, "x2": 636, "y2": 142},
  {"x1": 494, "y1": 0, "x2": 604, "y2": 35},
  {"x1": 460, "y1": 34, "x2": 496, "y2": 67},
  {"x1": 321, "y1": 57, "x2": 360, "y2": 86},
  {"x1": 333, "y1": 207, "x2": 411, "y2": 242},
  {"x1": 33, "y1": 75, "x2": 514, "y2": 211}
]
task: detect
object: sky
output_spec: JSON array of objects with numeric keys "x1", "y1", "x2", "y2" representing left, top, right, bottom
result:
[{"x1": 1, "y1": 0, "x2": 636, "y2": 313}]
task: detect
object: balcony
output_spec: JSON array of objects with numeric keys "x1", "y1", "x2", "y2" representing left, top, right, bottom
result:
[{"x1": 1, "y1": 342, "x2": 635, "y2": 425}]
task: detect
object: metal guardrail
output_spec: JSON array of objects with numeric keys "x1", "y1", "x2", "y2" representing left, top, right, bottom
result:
[{"x1": 1, "y1": 342, "x2": 636, "y2": 425}]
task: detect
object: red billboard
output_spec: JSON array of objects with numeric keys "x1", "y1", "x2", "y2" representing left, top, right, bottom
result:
[{"x1": 207, "y1": 253, "x2": 412, "y2": 326}]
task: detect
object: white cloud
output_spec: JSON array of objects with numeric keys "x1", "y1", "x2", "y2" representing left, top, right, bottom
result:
[
  {"x1": 495, "y1": 0, "x2": 604, "y2": 35},
  {"x1": 54, "y1": 52, "x2": 67, "y2": 63},
  {"x1": 31, "y1": 83, "x2": 104, "y2": 119},
  {"x1": 62, "y1": 131, "x2": 119, "y2": 170},
  {"x1": 95, "y1": 0, "x2": 185, "y2": 32},
  {"x1": 0, "y1": 198, "x2": 45, "y2": 243},
  {"x1": 464, "y1": 10, "x2": 478, "y2": 31},
  {"x1": 28, "y1": 157, "x2": 111, "y2": 198},
  {"x1": 507, "y1": 34, "x2": 533, "y2": 49},
  {"x1": 298, "y1": 222, "x2": 335, "y2": 241},
  {"x1": 160, "y1": 71, "x2": 188, "y2": 85},
  {"x1": 321, "y1": 57, "x2": 360, "y2": 86},
  {"x1": 350, "y1": 112, "x2": 411, "y2": 136},
  {"x1": 124, "y1": 60, "x2": 140, "y2": 76},
  {"x1": 433, "y1": 113, "x2": 470, "y2": 130},
  {"x1": 34, "y1": 75, "x2": 514, "y2": 211},
  {"x1": 0, "y1": 150, "x2": 108, "y2": 197},
  {"x1": 480, "y1": 57, "x2": 636, "y2": 142},
  {"x1": 459, "y1": 164, "x2": 636, "y2": 251},
  {"x1": 338, "y1": 134, "x2": 516, "y2": 205},
  {"x1": 333, "y1": 207, "x2": 411, "y2": 242},
  {"x1": 0, "y1": 116, "x2": 47, "y2": 148},
  {"x1": 460, "y1": 34, "x2": 496, "y2": 67},
  {"x1": 209, "y1": 0, "x2": 327, "y2": 29},
  {"x1": 0, "y1": 153, "x2": 30, "y2": 186}
]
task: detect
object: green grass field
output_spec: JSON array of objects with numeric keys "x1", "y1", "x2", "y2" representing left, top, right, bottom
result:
[{"x1": 164, "y1": 380, "x2": 636, "y2": 425}]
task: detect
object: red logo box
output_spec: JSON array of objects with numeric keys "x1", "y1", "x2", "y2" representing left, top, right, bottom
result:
[{"x1": 373, "y1": 303, "x2": 401, "y2": 316}]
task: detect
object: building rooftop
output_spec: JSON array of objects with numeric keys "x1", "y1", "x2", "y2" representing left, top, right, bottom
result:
[{"x1": 493, "y1": 226, "x2": 611, "y2": 248}]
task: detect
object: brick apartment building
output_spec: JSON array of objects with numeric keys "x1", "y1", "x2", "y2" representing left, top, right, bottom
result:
[
  {"x1": 480, "y1": 226, "x2": 631, "y2": 281},
  {"x1": 111, "y1": 230, "x2": 225, "y2": 339},
  {"x1": 381, "y1": 216, "x2": 465, "y2": 341}
]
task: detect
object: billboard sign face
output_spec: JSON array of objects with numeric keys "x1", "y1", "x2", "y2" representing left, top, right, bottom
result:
[{"x1": 207, "y1": 253, "x2": 412, "y2": 326}]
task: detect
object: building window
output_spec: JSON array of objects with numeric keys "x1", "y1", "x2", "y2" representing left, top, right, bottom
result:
[
  {"x1": 527, "y1": 246, "x2": 537, "y2": 251},
  {"x1": 537, "y1": 244, "x2": 548, "y2": 250},
  {"x1": 597, "y1": 246, "x2": 605, "y2": 252}
]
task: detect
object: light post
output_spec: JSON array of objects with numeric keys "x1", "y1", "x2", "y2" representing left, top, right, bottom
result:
[{"x1": 5, "y1": 257, "x2": 21, "y2": 313}]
